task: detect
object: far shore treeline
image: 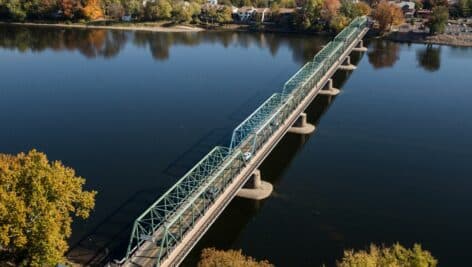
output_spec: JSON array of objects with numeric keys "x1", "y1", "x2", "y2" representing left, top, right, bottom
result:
[{"x1": 1, "y1": 0, "x2": 373, "y2": 32}]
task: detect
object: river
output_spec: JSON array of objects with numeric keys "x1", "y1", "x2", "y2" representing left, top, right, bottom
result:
[{"x1": 1, "y1": 25, "x2": 471, "y2": 267}]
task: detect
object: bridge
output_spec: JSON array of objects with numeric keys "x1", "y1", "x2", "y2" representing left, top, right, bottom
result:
[{"x1": 113, "y1": 16, "x2": 369, "y2": 267}]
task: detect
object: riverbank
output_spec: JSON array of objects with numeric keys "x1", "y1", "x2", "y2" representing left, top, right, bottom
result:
[
  {"x1": 0, "y1": 20, "x2": 331, "y2": 35},
  {"x1": 0, "y1": 21, "x2": 205, "y2": 32},
  {"x1": 386, "y1": 31, "x2": 472, "y2": 47}
]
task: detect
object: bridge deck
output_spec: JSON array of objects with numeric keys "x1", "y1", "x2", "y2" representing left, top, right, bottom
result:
[{"x1": 116, "y1": 17, "x2": 369, "y2": 267}]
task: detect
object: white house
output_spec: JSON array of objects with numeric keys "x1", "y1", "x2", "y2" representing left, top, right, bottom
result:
[{"x1": 235, "y1": 6, "x2": 256, "y2": 22}]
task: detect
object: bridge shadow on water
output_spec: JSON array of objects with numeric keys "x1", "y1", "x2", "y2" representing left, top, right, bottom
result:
[
  {"x1": 180, "y1": 53, "x2": 365, "y2": 266},
  {"x1": 65, "y1": 51, "x2": 364, "y2": 267}
]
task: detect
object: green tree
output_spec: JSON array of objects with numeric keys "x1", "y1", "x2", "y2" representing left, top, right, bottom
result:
[
  {"x1": 337, "y1": 243, "x2": 437, "y2": 267},
  {"x1": 121, "y1": 0, "x2": 143, "y2": 17},
  {"x1": 340, "y1": 0, "x2": 361, "y2": 18},
  {"x1": 2, "y1": 0, "x2": 27, "y2": 21},
  {"x1": 294, "y1": 0, "x2": 324, "y2": 30},
  {"x1": 198, "y1": 248, "x2": 273, "y2": 267},
  {"x1": 101, "y1": 0, "x2": 124, "y2": 19},
  {"x1": 0, "y1": 150, "x2": 96, "y2": 266},
  {"x1": 427, "y1": 6, "x2": 448, "y2": 34},
  {"x1": 330, "y1": 14, "x2": 349, "y2": 32},
  {"x1": 457, "y1": 0, "x2": 471, "y2": 17}
]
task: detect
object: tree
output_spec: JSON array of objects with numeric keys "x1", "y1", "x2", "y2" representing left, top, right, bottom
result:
[
  {"x1": 0, "y1": 150, "x2": 96, "y2": 266},
  {"x1": 337, "y1": 243, "x2": 437, "y2": 267},
  {"x1": 294, "y1": 0, "x2": 324, "y2": 30},
  {"x1": 457, "y1": 0, "x2": 471, "y2": 17},
  {"x1": 198, "y1": 248, "x2": 274, "y2": 267},
  {"x1": 121, "y1": 0, "x2": 143, "y2": 17},
  {"x1": 427, "y1": 6, "x2": 448, "y2": 34},
  {"x1": 101, "y1": 0, "x2": 123, "y2": 19},
  {"x1": 59, "y1": 0, "x2": 81, "y2": 19},
  {"x1": 330, "y1": 14, "x2": 349, "y2": 32},
  {"x1": 82, "y1": 0, "x2": 104, "y2": 20},
  {"x1": 2, "y1": 0, "x2": 26, "y2": 21},
  {"x1": 322, "y1": 0, "x2": 341, "y2": 21},
  {"x1": 356, "y1": 1, "x2": 372, "y2": 16},
  {"x1": 371, "y1": 0, "x2": 404, "y2": 32},
  {"x1": 340, "y1": 0, "x2": 361, "y2": 18}
]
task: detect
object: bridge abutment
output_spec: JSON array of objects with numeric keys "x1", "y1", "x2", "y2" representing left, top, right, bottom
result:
[
  {"x1": 237, "y1": 170, "x2": 273, "y2": 200},
  {"x1": 288, "y1": 112, "x2": 316, "y2": 134},
  {"x1": 352, "y1": 40, "x2": 368, "y2": 52},
  {"x1": 338, "y1": 56, "x2": 357, "y2": 71},
  {"x1": 318, "y1": 78, "x2": 340, "y2": 96}
]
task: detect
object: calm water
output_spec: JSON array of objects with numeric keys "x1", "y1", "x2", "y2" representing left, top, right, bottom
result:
[{"x1": 1, "y1": 25, "x2": 471, "y2": 267}]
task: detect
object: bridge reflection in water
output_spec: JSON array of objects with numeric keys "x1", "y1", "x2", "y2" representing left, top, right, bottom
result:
[{"x1": 115, "y1": 17, "x2": 369, "y2": 267}]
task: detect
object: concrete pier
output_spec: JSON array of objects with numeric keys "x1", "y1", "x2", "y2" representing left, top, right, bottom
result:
[
  {"x1": 237, "y1": 170, "x2": 273, "y2": 200},
  {"x1": 288, "y1": 112, "x2": 315, "y2": 134},
  {"x1": 318, "y1": 78, "x2": 340, "y2": 96},
  {"x1": 352, "y1": 40, "x2": 368, "y2": 52},
  {"x1": 338, "y1": 56, "x2": 357, "y2": 71}
]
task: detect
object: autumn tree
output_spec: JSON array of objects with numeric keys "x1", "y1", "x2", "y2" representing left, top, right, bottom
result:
[
  {"x1": 322, "y1": 0, "x2": 341, "y2": 20},
  {"x1": 82, "y1": 0, "x2": 104, "y2": 20},
  {"x1": 294, "y1": 0, "x2": 324, "y2": 30},
  {"x1": 59, "y1": 0, "x2": 81, "y2": 19},
  {"x1": 198, "y1": 248, "x2": 274, "y2": 267},
  {"x1": 0, "y1": 150, "x2": 96, "y2": 266},
  {"x1": 427, "y1": 6, "x2": 449, "y2": 34},
  {"x1": 337, "y1": 243, "x2": 437, "y2": 267},
  {"x1": 372, "y1": 0, "x2": 404, "y2": 32},
  {"x1": 356, "y1": 1, "x2": 372, "y2": 16},
  {"x1": 330, "y1": 14, "x2": 349, "y2": 32}
]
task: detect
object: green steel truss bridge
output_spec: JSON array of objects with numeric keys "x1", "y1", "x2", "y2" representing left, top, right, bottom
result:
[{"x1": 114, "y1": 16, "x2": 369, "y2": 267}]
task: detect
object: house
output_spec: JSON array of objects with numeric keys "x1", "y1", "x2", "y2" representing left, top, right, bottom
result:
[
  {"x1": 234, "y1": 6, "x2": 257, "y2": 22},
  {"x1": 389, "y1": 1, "x2": 415, "y2": 18},
  {"x1": 207, "y1": 0, "x2": 218, "y2": 5}
]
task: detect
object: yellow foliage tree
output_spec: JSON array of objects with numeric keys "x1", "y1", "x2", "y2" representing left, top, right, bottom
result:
[
  {"x1": 330, "y1": 14, "x2": 350, "y2": 32},
  {"x1": 198, "y1": 248, "x2": 273, "y2": 267},
  {"x1": 372, "y1": 0, "x2": 404, "y2": 32},
  {"x1": 0, "y1": 150, "x2": 96, "y2": 266},
  {"x1": 337, "y1": 243, "x2": 438, "y2": 267},
  {"x1": 356, "y1": 1, "x2": 372, "y2": 15},
  {"x1": 82, "y1": 0, "x2": 104, "y2": 20}
]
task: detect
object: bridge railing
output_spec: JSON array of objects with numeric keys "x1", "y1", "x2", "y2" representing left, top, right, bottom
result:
[
  {"x1": 229, "y1": 93, "x2": 285, "y2": 151},
  {"x1": 120, "y1": 16, "x2": 368, "y2": 266},
  {"x1": 154, "y1": 149, "x2": 246, "y2": 265},
  {"x1": 125, "y1": 146, "x2": 232, "y2": 259}
]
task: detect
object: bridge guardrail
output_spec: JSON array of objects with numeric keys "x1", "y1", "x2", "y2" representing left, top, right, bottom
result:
[{"x1": 120, "y1": 16, "x2": 368, "y2": 266}]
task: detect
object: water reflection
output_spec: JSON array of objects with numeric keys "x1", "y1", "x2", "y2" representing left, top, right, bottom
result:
[
  {"x1": 0, "y1": 25, "x2": 327, "y2": 64},
  {"x1": 367, "y1": 40, "x2": 400, "y2": 69},
  {"x1": 417, "y1": 45, "x2": 441, "y2": 72},
  {"x1": 180, "y1": 56, "x2": 363, "y2": 267}
]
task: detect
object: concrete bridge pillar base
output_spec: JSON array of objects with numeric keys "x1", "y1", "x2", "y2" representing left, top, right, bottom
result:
[
  {"x1": 319, "y1": 79, "x2": 340, "y2": 96},
  {"x1": 288, "y1": 112, "x2": 315, "y2": 134},
  {"x1": 353, "y1": 40, "x2": 368, "y2": 52},
  {"x1": 339, "y1": 56, "x2": 357, "y2": 71},
  {"x1": 237, "y1": 170, "x2": 273, "y2": 200}
]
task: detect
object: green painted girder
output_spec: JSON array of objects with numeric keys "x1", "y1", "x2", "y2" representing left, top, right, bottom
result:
[{"x1": 122, "y1": 16, "x2": 368, "y2": 267}]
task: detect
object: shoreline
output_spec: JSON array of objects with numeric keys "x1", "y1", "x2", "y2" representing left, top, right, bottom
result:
[
  {"x1": 386, "y1": 31, "x2": 472, "y2": 47},
  {"x1": 0, "y1": 20, "x2": 332, "y2": 35},
  {"x1": 0, "y1": 21, "x2": 205, "y2": 33}
]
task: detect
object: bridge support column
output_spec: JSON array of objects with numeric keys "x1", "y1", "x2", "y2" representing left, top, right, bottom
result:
[
  {"x1": 237, "y1": 170, "x2": 273, "y2": 200},
  {"x1": 338, "y1": 56, "x2": 357, "y2": 71},
  {"x1": 353, "y1": 40, "x2": 368, "y2": 52},
  {"x1": 288, "y1": 112, "x2": 315, "y2": 134},
  {"x1": 318, "y1": 78, "x2": 340, "y2": 96}
]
